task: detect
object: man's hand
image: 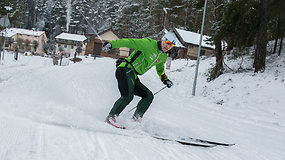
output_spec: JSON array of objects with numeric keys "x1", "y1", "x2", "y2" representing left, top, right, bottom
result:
[
  {"x1": 163, "y1": 80, "x2": 173, "y2": 88},
  {"x1": 102, "y1": 42, "x2": 112, "y2": 52}
]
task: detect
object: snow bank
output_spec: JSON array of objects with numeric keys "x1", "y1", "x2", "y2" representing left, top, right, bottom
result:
[{"x1": 0, "y1": 50, "x2": 284, "y2": 160}]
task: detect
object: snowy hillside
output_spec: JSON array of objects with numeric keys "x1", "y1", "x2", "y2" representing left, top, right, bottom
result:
[{"x1": 0, "y1": 51, "x2": 285, "y2": 160}]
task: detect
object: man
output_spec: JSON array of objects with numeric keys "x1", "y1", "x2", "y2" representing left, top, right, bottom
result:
[{"x1": 102, "y1": 32, "x2": 177, "y2": 128}]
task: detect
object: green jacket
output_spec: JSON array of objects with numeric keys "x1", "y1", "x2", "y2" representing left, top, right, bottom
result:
[{"x1": 109, "y1": 38, "x2": 169, "y2": 82}]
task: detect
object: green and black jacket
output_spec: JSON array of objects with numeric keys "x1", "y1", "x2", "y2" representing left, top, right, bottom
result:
[{"x1": 109, "y1": 38, "x2": 169, "y2": 82}]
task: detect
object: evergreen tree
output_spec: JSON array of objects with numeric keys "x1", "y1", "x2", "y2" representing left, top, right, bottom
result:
[
  {"x1": 91, "y1": 0, "x2": 119, "y2": 33},
  {"x1": 207, "y1": 0, "x2": 226, "y2": 81},
  {"x1": 182, "y1": 0, "x2": 196, "y2": 31},
  {"x1": 164, "y1": 0, "x2": 185, "y2": 29},
  {"x1": 21, "y1": 0, "x2": 37, "y2": 29},
  {"x1": 71, "y1": 0, "x2": 93, "y2": 34},
  {"x1": 41, "y1": 0, "x2": 55, "y2": 39},
  {"x1": 150, "y1": 0, "x2": 165, "y2": 38},
  {"x1": 268, "y1": 0, "x2": 285, "y2": 55},
  {"x1": 37, "y1": 0, "x2": 67, "y2": 38},
  {"x1": 0, "y1": 0, "x2": 24, "y2": 28},
  {"x1": 254, "y1": 0, "x2": 269, "y2": 72},
  {"x1": 113, "y1": 0, "x2": 153, "y2": 38},
  {"x1": 51, "y1": 0, "x2": 67, "y2": 36},
  {"x1": 215, "y1": 0, "x2": 259, "y2": 49}
]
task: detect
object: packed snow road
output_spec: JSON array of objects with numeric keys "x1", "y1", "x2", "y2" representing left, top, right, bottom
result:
[{"x1": 0, "y1": 52, "x2": 285, "y2": 160}]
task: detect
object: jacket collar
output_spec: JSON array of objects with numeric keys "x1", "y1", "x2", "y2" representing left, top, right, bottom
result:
[{"x1": 158, "y1": 41, "x2": 164, "y2": 53}]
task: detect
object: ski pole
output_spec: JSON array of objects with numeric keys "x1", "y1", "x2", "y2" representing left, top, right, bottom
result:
[
  {"x1": 76, "y1": 7, "x2": 104, "y2": 44},
  {"x1": 127, "y1": 86, "x2": 167, "y2": 113},
  {"x1": 153, "y1": 86, "x2": 167, "y2": 95}
]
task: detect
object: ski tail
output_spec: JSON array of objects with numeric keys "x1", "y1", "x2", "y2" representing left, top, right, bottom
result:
[{"x1": 152, "y1": 136, "x2": 216, "y2": 148}]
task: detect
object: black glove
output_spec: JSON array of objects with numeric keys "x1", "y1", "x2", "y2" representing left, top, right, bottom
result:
[
  {"x1": 102, "y1": 42, "x2": 112, "y2": 52},
  {"x1": 163, "y1": 80, "x2": 173, "y2": 88}
]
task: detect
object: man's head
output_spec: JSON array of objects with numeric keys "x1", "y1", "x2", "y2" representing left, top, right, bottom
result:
[{"x1": 161, "y1": 32, "x2": 177, "y2": 52}]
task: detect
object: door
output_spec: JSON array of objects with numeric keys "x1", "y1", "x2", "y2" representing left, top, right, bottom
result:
[{"x1": 93, "y1": 42, "x2": 102, "y2": 57}]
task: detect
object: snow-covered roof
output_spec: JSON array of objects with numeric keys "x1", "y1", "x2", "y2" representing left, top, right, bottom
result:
[
  {"x1": 0, "y1": 28, "x2": 45, "y2": 38},
  {"x1": 173, "y1": 36, "x2": 185, "y2": 48},
  {"x1": 55, "y1": 33, "x2": 87, "y2": 42},
  {"x1": 175, "y1": 28, "x2": 215, "y2": 49}
]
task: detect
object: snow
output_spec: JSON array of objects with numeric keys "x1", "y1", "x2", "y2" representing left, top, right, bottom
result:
[
  {"x1": 0, "y1": 49, "x2": 285, "y2": 160},
  {"x1": 175, "y1": 28, "x2": 215, "y2": 49},
  {"x1": 55, "y1": 32, "x2": 87, "y2": 42}
]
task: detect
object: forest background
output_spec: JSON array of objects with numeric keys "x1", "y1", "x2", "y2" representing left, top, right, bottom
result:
[{"x1": 0, "y1": 0, "x2": 284, "y2": 74}]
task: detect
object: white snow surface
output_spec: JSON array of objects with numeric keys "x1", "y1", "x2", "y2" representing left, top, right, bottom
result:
[{"x1": 0, "y1": 51, "x2": 285, "y2": 160}]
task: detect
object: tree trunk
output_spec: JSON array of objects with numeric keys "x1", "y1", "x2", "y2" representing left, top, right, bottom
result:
[
  {"x1": 273, "y1": 3, "x2": 282, "y2": 54},
  {"x1": 254, "y1": 0, "x2": 268, "y2": 72},
  {"x1": 278, "y1": 33, "x2": 284, "y2": 56},
  {"x1": 273, "y1": 38, "x2": 278, "y2": 54},
  {"x1": 211, "y1": 0, "x2": 223, "y2": 69},
  {"x1": 150, "y1": 0, "x2": 153, "y2": 15},
  {"x1": 215, "y1": 39, "x2": 223, "y2": 68},
  {"x1": 272, "y1": 21, "x2": 280, "y2": 54},
  {"x1": 206, "y1": 0, "x2": 224, "y2": 82}
]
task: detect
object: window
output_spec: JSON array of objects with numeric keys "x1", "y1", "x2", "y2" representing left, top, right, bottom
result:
[
  {"x1": 188, "y1": 45, "x2": 194, "y2": 48},
  {"x1": 201, "y1": 49, "x2": 206, "y2": 56}
]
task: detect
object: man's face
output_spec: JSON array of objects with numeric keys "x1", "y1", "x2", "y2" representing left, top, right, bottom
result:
[{"x1": 161, "y1": 40, "x2": 174, "y2": 52}]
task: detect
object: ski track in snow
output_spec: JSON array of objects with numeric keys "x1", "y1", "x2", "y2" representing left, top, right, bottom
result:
[{"x1": 0, "y1": 52, "x2": 285, "y2": 160}]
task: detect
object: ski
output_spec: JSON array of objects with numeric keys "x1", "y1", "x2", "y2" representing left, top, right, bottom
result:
[
  {"x1": 45, "y1": 120, "x2": 233, "y2": 148},
  {"x1": 152, "y1": 136, "x2": 216, "y2": 148},
  {"x1": 108, "y1": 123, "x2": 126, "y2": 129},
  {"x1": 104, "y1": 125, "x2": 215, "y2": 147},
  {"x1": 103, "y1": 119, "x2": 234, "y2": 147},
  {"x1": 185, "y1": 137, "x2": 235, "y2": 146},
  {"x1": 108, "y1": 125, "x2": 233, "y2": 147},
  {"x1": 105, "y1": 119, "x2": 126, "y2": 129}
]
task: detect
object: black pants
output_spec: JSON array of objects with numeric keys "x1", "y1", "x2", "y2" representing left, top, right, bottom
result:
[{"x1": 108, "y1": 67, "x2": 154, "y2": 118}]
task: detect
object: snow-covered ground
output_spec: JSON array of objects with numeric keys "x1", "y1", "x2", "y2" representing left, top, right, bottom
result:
[{"x1": 0, "y1": 50, "x2": 284, "y2": 160}]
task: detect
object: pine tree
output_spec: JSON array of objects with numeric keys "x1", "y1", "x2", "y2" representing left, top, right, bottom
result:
[
  {"x1": 0, "y1": 0, "x2": 24, "y2": 28},
  {"x1": 254, "y1": 0, "x2": 269, "y2": 72},
  {"x1": 164, "y1": 0, "x2": 185, "y2": 29},
  {"x1": 34, "y1": 0, "x2": 48, "y2": 30},
  {"x1": 216, "y1": 0, "x2": 259, "y2": 49},
  {"x1": 52, "y1": 0, "x2": 67, "y2": 36},
  {"x1": 71, "y1": 0, "x2": 93, "y2": 34},
  {"x1": 150, "y1": 0, "x2": 165, "y2": 38},
  {"x1": 268, "y1": 0, "x2": 285, "y2": 55},
  {"x1": 41, "y1": 0, "x2": 55, "y2": 39},
  {"x1": 113, "y1": 0, "x2": 153, "y2": 38},
  {"x1": 21, "y1": 0, "x2": 37, "y2": 29},
  {"x1": 182, "y1": 0, "x2": 195, "y2": 31},
  {"x1": 209, "y1": 0, "x2": 225, "y2": 81}
]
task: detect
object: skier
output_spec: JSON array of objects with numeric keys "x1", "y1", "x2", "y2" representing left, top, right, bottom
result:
[{"x1": 102, "y1": 32, "x2": 178, "y2": 128}]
